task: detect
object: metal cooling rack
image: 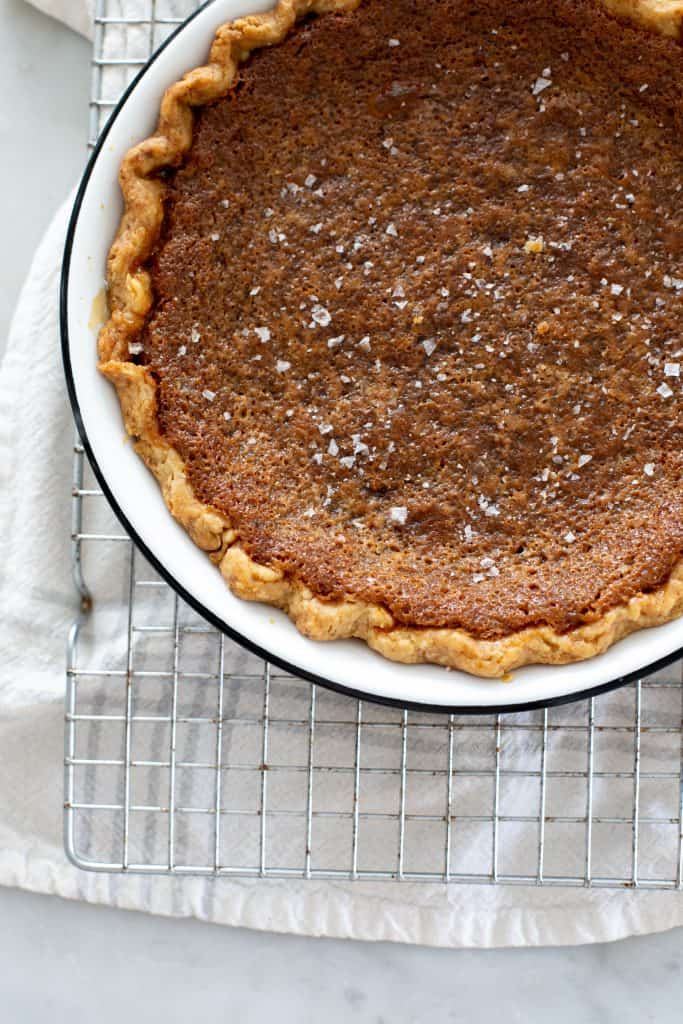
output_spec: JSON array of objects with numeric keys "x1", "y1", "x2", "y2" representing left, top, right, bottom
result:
[{"x1": 65, "y1": 0, "x2": 683, "y2": 887}]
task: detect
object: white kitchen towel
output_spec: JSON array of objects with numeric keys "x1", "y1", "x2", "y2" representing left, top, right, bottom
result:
[
  {"x1": 4, "y1": 0, "x2": 682, "y2": 948},
  {"x1": 27, "y1": 0, "x2": 94, "y2": 37}
]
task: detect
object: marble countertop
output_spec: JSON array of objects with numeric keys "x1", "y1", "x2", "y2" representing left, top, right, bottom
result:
[{"x1": 0, "y1": 1, "x2": 681, "y2": 1019}]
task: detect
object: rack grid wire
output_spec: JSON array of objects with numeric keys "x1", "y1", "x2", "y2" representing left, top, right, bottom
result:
[{"x1": 65, "y1": 0, "x2": 683, "y2": 888}]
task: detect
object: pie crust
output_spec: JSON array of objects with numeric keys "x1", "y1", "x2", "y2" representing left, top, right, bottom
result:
[{"x1": 98, "y1": 0, "x2": 683, "y2": 678}]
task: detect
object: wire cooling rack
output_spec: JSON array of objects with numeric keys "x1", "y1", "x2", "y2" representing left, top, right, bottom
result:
[{"x1": 65, "y1": 0, "x2": 683, "y2": 887}]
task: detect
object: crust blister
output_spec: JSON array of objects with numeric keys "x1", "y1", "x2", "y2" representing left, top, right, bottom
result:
[{"x1": 99, "y1": 0, "x2": 683, "y2": 678}]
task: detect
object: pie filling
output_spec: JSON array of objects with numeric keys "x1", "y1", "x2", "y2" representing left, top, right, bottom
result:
[{"x1": 137, "y1": 0, "x2": 683, "y2": 640}]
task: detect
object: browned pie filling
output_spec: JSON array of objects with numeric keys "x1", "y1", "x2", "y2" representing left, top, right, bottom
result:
[{"x1": 137, "y1": 0, "x2": 683, "y2": 640}]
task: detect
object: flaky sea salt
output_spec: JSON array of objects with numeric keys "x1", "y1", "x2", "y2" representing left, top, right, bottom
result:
[
  {"x1": 657, "y1": 382, "x2": 674, "y2": 398},
  {"x1": 532, "y1": 75, "x2": 552, "y2": 96},
  {"x1": 311, "y1": 304, "x2": 331, "y2": 327},
  {"x1": 644, "y1": 463, "x2": 655, "y2": 477},
  {"x1": 276, "y1": 360, "x2": 291, "y2": 373},
  {"x1": 390, "y1": 506, "x2": 408, "y2": 525},
  {"x1": 254, "y1": 327, "x2": 271, "y2": 343}
]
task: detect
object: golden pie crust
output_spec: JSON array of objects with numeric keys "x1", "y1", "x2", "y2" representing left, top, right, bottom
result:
[{"x1": 99, "y1": 0, "x2": 683, "y2": 678}]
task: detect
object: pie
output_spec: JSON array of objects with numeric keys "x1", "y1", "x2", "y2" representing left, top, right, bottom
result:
[{"x1": 98, "y1": 0, "x2": 683, "y2": 678}]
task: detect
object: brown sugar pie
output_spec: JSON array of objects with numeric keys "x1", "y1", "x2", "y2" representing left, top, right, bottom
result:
[{"x1": 98, "y1": 0, "x2": 683, "y2": 678}]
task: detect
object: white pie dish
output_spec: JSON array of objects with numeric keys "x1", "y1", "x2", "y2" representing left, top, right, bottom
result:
[{"x1": 61, "y1": 0, "x2": 683, "y2": 712}]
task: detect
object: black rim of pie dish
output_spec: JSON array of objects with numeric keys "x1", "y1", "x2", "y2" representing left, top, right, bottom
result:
[{"x1": 60, "y1": 1, "x2": 683, "y2": 715}]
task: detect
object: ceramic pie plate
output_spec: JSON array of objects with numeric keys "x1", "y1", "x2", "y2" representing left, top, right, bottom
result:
[{"x1": 60, "y1": 0, "x2": 683, "y2": 713}]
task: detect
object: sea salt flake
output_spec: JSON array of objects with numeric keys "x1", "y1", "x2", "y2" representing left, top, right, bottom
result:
[
  {"x1": 644, "y1": 463, "x2": 655, "y2": 477},
  {"x1": 276, "y1": 360, "x2": 291, "y2": 373},
  {"x1": 309, "y1": 223, "x2": 323, "y2": 235},
  {"x1": 564, "y1": 531, "x2": 576, "y2": 544},
  {"x1": 209, "y1": 232, "x2": 220, "y2": 242},
  {"x1": 664, "y1": 362, "x2": 680, "y2": 377},
  {"x1": 390, "y1": 506, "x2": 408, "y2": 525},
  {"x1": 304, "y1": 174, "x2": 317, "y2": 188},
  {"x1": 191, "y1": 326, "x2": 201, "y2": 344},
  {"x1": 254, "y1": 327, "x2": 271, "y2": 343},
  {"x1": 328, "y1": 335, "x2": 345, "y2": 349},
  {"x1": 312, "y1": 453, "x2": 323, "y2": 465},
  {"x1": 340, "y1": 455, "x2": 356, "y2": 469},
  {"x1": 464, "y1": 525, "x2": 474, "y2": 541},
  {"x1": 657, "y1": 382, "x2": 674, "y2": 398},
  {"x1": 532, "y1": 76, "x2": 552, "y2": 96},
  {"x1": 422, "y1": 338, "x2": 437, "y2": 357},
  {"x1": 202, "y1": 389, "x2": 216, "y2": 402},
  {"x1": 517, "y1": 184, "x2": 530, "y2": 193},
  {"x1": 358, "y1": 336, "x2": 372, "y2": 352},
  {"x1": 334, "y1": 277, "x2": 344, "y2": 291},
  {"x1": 250, "y1": 286, "x2": 261, "y2": 296},
  {"x1": 311, "y1": 304, "x2": 331, "y2": 327},
  {"x1": 610, "y1": 283, "x2": 624, "y2": 296},
  {"x1": 388, "y1": 37, "x2": 400, "y2": 47},
  {"x1": 386, "y1": 222, "x2": 398, "y2": 237},
  {"x1": 128, "y1": 342, "x2": 144, "y2": 355},
  {"x1": 578, "y1": 454, "x2": 592, "y2": 468},
  {"x1": 177, "y1": 345, "x2": 187, "y2": 357},
  {"x1": 328, "y1": 438, "x2": 339, "y2": 457}
]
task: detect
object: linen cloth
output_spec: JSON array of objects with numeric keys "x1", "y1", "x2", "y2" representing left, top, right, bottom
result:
[{"x1": 4, "y1": 0, "x2": 682, "y2": 946}]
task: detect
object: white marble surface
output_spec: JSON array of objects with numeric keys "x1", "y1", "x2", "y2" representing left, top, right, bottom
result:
[{"x1": 0, "y1": 2, "x2": 682, "y2": 1019}]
